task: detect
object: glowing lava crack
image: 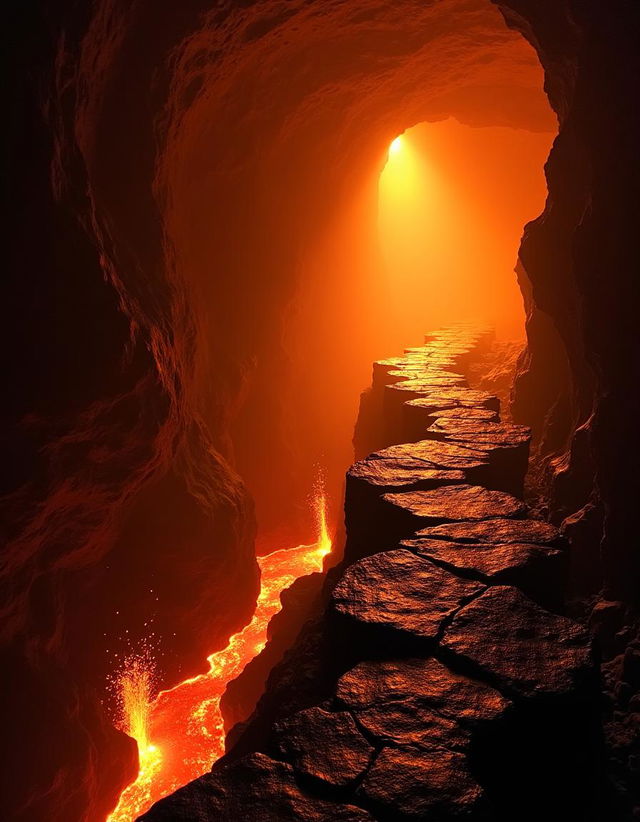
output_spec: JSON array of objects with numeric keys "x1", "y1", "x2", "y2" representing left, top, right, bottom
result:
[{"x1": 107, "y1": 494, "x2": 332, "y2": 821}]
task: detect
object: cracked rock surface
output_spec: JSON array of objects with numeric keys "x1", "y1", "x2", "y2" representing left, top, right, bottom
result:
[{"x1": 143, "y1": 326, "x2": 600, "y2": 822}]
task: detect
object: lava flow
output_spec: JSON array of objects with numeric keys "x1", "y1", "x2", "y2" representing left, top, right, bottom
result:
[{"x1": 106, "y1": 490, "x2": 332, "y2": 821}]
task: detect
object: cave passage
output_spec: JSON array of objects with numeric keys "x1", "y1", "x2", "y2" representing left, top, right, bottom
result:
[
  {"x1": 378, "y1": 119, "x2": 554, "y2": 343},
  {"x1": 107, "y1": 120, "x2": 557, "y2": 820},
  {"x1": 17, "y1": 0, "x2": 640, "y2": 820}
]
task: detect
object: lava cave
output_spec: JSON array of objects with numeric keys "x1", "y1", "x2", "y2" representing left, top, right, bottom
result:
[{"x1": 2, "y1": 1, "x2": 640, "y2": 821}]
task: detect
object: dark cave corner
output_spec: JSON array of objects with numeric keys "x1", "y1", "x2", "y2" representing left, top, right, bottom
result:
[{"x1": 2, "y1": 1, "x2": 640, "y2": 821}]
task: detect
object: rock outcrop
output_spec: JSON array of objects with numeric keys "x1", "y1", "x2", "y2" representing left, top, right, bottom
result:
[{"x1": 143, "y1": 326, "x2": 603, "y2": 822}]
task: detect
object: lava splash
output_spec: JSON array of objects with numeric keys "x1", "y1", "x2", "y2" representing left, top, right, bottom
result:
[{"x1": 107, "y1": 492, "x2": 332, "y2": 821}]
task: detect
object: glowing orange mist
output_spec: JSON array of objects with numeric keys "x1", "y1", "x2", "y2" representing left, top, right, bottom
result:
[{"x1": 107, "y1": 487, "x2": 332, "y2": 821}]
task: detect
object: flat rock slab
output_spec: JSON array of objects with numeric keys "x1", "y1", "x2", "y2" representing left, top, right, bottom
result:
[
  {"x1": 420, "y1": 517, "x2": 562, "y2": 546},
  {"x1": 331, "y1": 549, "x2": 484, "y2": 642},
  {"x1": 435, "y1": 406, "x2": 499, "y2": 422},
  {"x1": 372, "y1": 440, "x2": 488, "y2": 471},
  {"x1": 427, "y1": 419, "x2": 531, "y2": 448},
  {"x1": 404, "y1": 537, "x2": 563, "y2": 585},
  {"x1": 356, "y1": 700, "x2": 469, "y2": 751},
  {"x1": 336, "y1": 658, "x2": 509, "y2": 725},
  {"x1": 348, "y1": 458, "x2": 465, "y2": 490},
  {"x1": 140, "y1": 753, "x2": 373, "y2": 822},
  {"x1": 387, "y1": 376, "x2": 467, "y2": 394},
  {"x1": 273, "y1": 707, "x2": 374, "y2": 788},
  {"x1": 360, "y1": 745, "x2": 487, "y2": 820},
  {"x1": 383, "y1": 484, "x2": 526, "y2": 525},
  {"x1": 442, "y1": 586, "x2": 594, "y2": 699},
  {"x1": 407, "y1": 388, "x2": 500, "y2": 412}
]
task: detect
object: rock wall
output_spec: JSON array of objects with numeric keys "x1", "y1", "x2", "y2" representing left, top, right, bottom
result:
[
  {"x1": 2, "y1": 4, "x2": 258, "y2": 820},
  {"x1": 494, "y1": 0, "x2": 640, "y2": 603}
]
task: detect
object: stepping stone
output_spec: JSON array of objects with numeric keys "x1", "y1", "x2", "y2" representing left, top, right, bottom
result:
[
  {"x1": 442, "y1": 586, "x2": 594, "y2": 699},
  {"x1": 360, "y1": 745, "x2": 488, "y2": 820},
  {"x1": 348, "y1": 457, "x2": 466, "y2": 491},
  {"x1": 426, "y1": 419, "x2": 531, "y2": 496},
  {"x1": 345, "y1": 483, "x2": 525, "y2": 562},
  {"x1": 407, "y1": 388, "x2": 500, "y2": 412},
  {"x1": 335, "y1": 658, "x2": 509, "y2": 753},
  {"x1": 426, "y1": 418, "x2": 530, "y2": 448},
  {"x1": 331, "y1": 549, "x2": 484, "y2": 645},
  {"x1": 273, "y1": 707, "x2": 374, "y2": 788},
  {"x1": 140, "y1": 753, "x2": 373, "y2": 821},
  {"x1": 372, "y1": 440, "x2": 489, "y2": 471},
  {"x1": 345, "y1": 455, "x2": 497, "y2": 561},
  {"x1": 435, "y1": 406, "x2": 499, "y2": 422},
  {"x1": 402, "y1": 537, "x2": 565, "y2": 605},
  {"x1": 401, "y1": 390, "x2": 500, "y2": 445},
  {"x1": 356, "y1": 700, "x2": 469, "y2": 751},
  {"x1": 420, "y1": 517, "x2": 563, "y2": 546},
  {"x1": 336, "y1": 658, "x2": 509, "y2": 726},
  {"x1": 383, "y1": 484, "x2": 526, "y2": 531}
]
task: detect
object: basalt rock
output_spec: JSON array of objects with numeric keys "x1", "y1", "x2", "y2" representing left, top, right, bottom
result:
[
  {"x1": 359, "y1": 745, "x2": 489, "y2": 821},
  {"x1": 403, "y1": 537, "x2": 565, "y2": 606},
  {"x1": 139, "y1": 753, "x2": 374, "y2": 822},
  {"x1": 346, "y1": 481, "x2": 526, "y2": 562},
  {"x1": 146, "y1": 326, "x2": 605, "y2": 821},
  {"x1": 335, "y1": 658, "x2": 510, "y2": 726},
  {"x1": 272, "y1": 707, "x2": 375, "y2": 789},
  {"x1": 330, "y1": 549, "x2": 484, "y2": 651},
  {"x1": 420, "y1": 516, "x2": 563, "y2": 547},
  {"x1": 442, "y1": 585, "x2": 594, "y2": 699}
]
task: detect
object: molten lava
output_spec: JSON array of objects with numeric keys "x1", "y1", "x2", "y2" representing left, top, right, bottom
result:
[{"x1": 107, "y1": 490, "x2": 332, "y2": 821}]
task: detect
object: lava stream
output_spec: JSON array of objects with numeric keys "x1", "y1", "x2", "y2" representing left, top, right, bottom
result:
[{"x1": 107, "y1": 492, "x2": 332, "y2": 821}]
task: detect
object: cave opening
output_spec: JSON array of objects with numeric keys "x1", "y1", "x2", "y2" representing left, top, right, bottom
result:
[{"x1": 378, "y1": 119, "x2": 554, "y2": 346}]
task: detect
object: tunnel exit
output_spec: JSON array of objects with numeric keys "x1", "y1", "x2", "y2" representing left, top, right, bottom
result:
[{"x1": 378, "y1": 119, "x2": 554, "y2": 343}]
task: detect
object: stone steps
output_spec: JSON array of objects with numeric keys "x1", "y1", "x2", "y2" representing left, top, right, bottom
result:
[{"x1": 142, "y1": 326, "x2": 602, "y2": 822}]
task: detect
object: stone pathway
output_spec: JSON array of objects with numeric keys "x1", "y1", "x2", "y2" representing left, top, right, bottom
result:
[{"x1": 142, "y1": 326, "x2": 603, "y2": 822}]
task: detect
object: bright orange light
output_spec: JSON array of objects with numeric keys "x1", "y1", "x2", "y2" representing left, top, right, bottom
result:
[
  {"x1": 389, "y1": 136, "x2": 402, "y2": 156},
  {"x1": 106, "y1": 485, "x2": 332, "y2": 822},
  {"x1": 378, "y1": 119, "x2": 554, "y2": 341}
]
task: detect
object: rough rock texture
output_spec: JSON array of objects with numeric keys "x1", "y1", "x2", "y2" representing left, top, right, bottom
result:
[
  {"x1": 335, "y1": 658, "x2": 510, "y2": 725},
  {"x1": 139, "y1": 753, "x2": 374, "y2": 822},
  {"x1": 421, "y1": 516, "x2": 562, "y2": 546},
  {"x1": 442, "y1": 585, "x2": 594, "y2": 699},
  {"x1": 147, "y1": 326, "x2": 603, "y2": 822},
  {"x1": 331, "y1": 549, "x2": 484, "y2": 645},
  {"x1": 494, "y1": 0, "x2": 640, "y2": 611},
  {"x1": 272, "y1": 707, "x2": 374, "y2": 788},
  {"x1": 403, "y1": 536, "x2": 564, "y2": 605},
  {"x1": 360, "y1": 745, "x2": 488, "y2": 820}
]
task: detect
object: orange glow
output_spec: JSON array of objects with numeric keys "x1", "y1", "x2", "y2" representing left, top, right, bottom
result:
[
  {"x1": 378, "y1": 119, "x2": 554, "y2": 342},
  {"x1": 106, "y1": 489, "x2": 332, "y2": 822}
]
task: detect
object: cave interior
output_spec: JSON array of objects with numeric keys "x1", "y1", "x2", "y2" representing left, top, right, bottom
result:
[{"x1": 2, "y1": 1, "x2": 640, "y2": 821}]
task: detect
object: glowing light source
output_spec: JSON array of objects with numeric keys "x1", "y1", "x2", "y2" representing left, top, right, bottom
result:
[
  {"x1": 389, "y1": 136, "x2": 402, "y2": 156},
  {"x1": 106, "y1": 483, "x2": 332, "y2": 822}
]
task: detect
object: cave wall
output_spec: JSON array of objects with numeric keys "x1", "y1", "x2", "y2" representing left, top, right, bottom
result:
[
  {"x1": 2, "y1": 3, "x2": 258, "y2": 820},
  {"x1": 495, "y1": 0, "x2": 640, "y2": 602}
]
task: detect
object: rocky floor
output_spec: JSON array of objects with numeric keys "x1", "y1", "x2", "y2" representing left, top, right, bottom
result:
[{"x1": 141, "y1": 326, "x2": 605, "y2": 822}]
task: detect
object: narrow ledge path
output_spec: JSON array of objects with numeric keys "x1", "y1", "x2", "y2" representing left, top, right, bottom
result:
[{"x1": 141, "y1": 326, "x2": 603, "y2": 822}]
